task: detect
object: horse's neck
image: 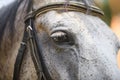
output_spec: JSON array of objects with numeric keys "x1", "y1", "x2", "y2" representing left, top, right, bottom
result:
[{"x1": 0, "y1": 0, "x2": 32, "y2": 79}]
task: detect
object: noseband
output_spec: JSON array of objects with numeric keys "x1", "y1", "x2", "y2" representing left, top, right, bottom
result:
[{"x1": 13, "y1": 1, "x2": 104, "y2": 80}]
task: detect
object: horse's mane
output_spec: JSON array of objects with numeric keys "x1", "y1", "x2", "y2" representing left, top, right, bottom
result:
[
  {"x1": 0, "y1": 0, "x2": 32, "y2": 48},
  {"x1": 0, "y1": 0, "x2": 22, "y2": 44}
]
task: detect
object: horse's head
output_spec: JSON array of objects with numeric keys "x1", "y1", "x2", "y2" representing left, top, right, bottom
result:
[
  {"x1": 28, "y1": 0, "x2": 120, "y2": 80},
  {"x1": 0, "y1": 0, "x2": 120, "y2": 80}
]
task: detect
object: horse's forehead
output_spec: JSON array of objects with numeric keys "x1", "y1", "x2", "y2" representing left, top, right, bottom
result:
[
  {"x1": 36, "y1": 11, "x2": 96, "y2": 32},
  {"x1": 36, "y1": 11, "x2": 99, "y2": 34},
  {"x1": 36, "y1": 11, "x2": 87, "y2": 33}
]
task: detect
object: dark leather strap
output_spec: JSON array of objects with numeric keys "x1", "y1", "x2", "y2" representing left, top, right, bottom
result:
[
  {"x1": 28, "y1": 18, "x2": 53, "y2": 80},
  {"x1": 13, "y1": 27, "x2": 28, "y2": 80},
  {"x1": 25, "y1": 1, "x2": 104, "y2": 21},
  {"x1": 27, "y1": 19, "x2": 47, "y2": 80}
]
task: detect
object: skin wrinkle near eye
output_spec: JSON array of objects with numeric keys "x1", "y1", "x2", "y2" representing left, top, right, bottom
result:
[
  {"x1": 63, "y1": 46, "x2": 81, "y2": 79},
  {"x1": 52, "y1": 22, "x2": 66, "y2": 29}
]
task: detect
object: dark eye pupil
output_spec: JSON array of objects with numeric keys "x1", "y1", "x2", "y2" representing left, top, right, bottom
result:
[
  {"x1": 56, "y1": 34, "x2": 69, "y2": 42},
  {"x1": 51, "y1": 31, "x2": 74, "y2": 45},
  {"x1": 51, "y1": 31, "x2": 70, "y2": 43}
]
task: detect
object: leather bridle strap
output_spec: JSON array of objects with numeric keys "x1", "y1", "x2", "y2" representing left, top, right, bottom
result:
[
  {"x1": 25, "y1": 1, "x2": 104, "y2": 21},
  {"x1": 27, "y1": 17, "x2": 54, "y2": 80},
  {"x1": 13, "y1": 24, "x2": 28, "y2": 80},
  {"x1": 26, "y1": 19, "x2": 47, "y2": 80},
  {"x1": 13, "y1": 19, "x2": 47, "y2": 80}
]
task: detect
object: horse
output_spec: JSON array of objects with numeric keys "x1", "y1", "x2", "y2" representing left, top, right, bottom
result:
[{"x1": 0, "y1": 0, "x2": 120, "y2": 80}]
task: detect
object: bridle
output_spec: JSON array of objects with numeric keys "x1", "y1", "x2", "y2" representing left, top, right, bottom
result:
[
  {"x1": 13, "y1": 1, "x2": 104, "y2": 80},
  {"x1": 25, "y1": 1, "x2": 104, "y2": 20}
]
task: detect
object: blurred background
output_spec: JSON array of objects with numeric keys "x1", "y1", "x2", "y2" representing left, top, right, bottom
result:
[
  {"x1": 0, "y1": 0, "x2": 14, "y2": 8},
  {"x1": 0, "y1": 0, "x2": 120, "y2": 68},
  {"x1": 94, "y1": 0, "x2": 120, "y2": 69}
]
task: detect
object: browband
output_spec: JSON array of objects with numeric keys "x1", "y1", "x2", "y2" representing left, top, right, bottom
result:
[{"x1": 25, "y1": 1, "x2": 104, "y2": 21}]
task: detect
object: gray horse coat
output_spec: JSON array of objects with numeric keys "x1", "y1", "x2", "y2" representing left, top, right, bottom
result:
[{"x1": 0, "y1": 0, "x2": 120, "y2": 80}]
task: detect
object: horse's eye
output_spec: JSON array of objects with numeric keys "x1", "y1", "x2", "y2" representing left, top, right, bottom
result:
[{"x1": 50, "y1": 31, "x2": 74, "y2": 45}]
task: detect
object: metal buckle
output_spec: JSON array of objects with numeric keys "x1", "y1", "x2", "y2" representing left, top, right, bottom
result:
[
  {"x1": 27, "y1": 25, "x2": 33, "y2": 31},
  {"x1": 20, "y1": 42, "x2": 26, "y2": 45}
]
